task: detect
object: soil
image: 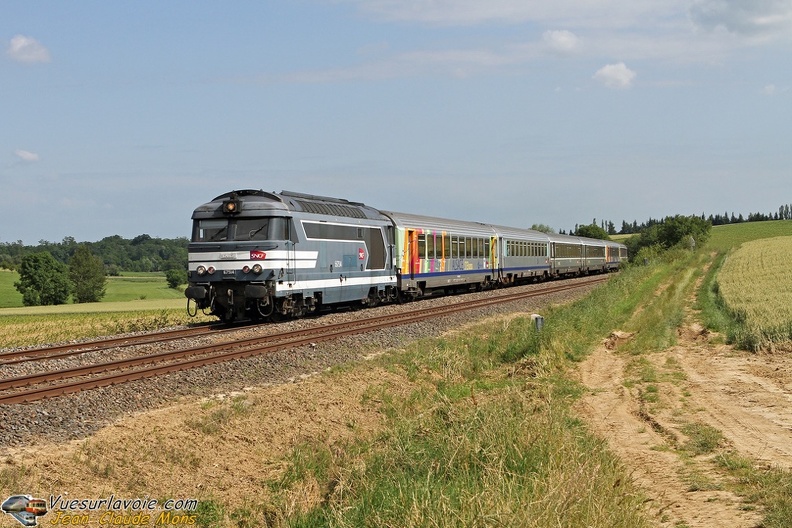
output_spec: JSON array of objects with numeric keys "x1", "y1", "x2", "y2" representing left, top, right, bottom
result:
[{"x1": 575, "y1": 323, "x2": 792, "y2": 527}]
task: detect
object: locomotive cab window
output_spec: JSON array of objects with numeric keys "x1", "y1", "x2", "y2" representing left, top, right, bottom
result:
[
  {"x1": 194, "y1": 219, "x2": 228, "y2": 242},
  {"x1": 235, "y1": 218, "x2": 271, "y2": 241},
  {"x1": 193, "y1": 217, "x2": 290, "y2": 242}
]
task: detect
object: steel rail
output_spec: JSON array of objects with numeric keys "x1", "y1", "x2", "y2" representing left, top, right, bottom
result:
[{"x1": 0, "y1": 323, "x2": 241, "y2": 364}]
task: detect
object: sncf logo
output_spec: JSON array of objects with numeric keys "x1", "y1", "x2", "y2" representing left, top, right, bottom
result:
[{"x1": 250, "y1": 250, "x2": 266, "y2": 260}]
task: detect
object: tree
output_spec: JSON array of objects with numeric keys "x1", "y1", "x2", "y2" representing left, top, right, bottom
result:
[
  {"x1": 530, "y1": 223, "x2": 556, "y2": 234},
  {"x1": 165, "y1": 268, "x2": 187, "y2": 289},
  {"x1": 163, "y1": 255, "x2": 187, "y2": 289},
  {"x1": 575, "y1": 223, "x2": 610, "y2": 240},
  {"x1": 69, "y1": 245, "x2": 107, "y2": 303},
  {"x1": 14, "y1": 252, "x2": 71, "y2": 306},
  {"x1": 628, "y1": 215, "x2": 711, "y2": 258}
]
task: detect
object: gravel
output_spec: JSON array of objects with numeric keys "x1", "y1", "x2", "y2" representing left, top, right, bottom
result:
[{"x1": 0, "y1": 277, "x2": 601, "y2": 449}]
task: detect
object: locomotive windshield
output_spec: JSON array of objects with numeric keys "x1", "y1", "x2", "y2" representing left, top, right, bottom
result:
[{"x1": 192, "y1": 217, "x2": 289, "y2": 242}]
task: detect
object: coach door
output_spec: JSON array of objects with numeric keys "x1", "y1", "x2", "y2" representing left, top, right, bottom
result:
[
  {"x1": 490, "y1": 236, "x2": 498, "y2": 272},
  {"x1": 408, "y1": 229, "x2": 418, "y2": 279}
]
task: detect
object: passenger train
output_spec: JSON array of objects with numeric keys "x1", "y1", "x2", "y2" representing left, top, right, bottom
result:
[{"x1": 185, "y1": 190, "x2": 628, "y2": 322}]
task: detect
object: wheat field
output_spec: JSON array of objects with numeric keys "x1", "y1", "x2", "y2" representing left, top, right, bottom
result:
[{"x1": 717, "y1": 236, "x2": 792, "y2": 350}]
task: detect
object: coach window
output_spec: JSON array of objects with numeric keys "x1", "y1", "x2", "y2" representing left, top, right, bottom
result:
[
  {"x1": 428, "y1": 234, "x2": 436, "y2": 260},
  {"x1": 418, "y1": 234, "x2": 427, "y2": 260},
  {"x1": 451, "y1": 236, "x2": 459, "y2": 259}
]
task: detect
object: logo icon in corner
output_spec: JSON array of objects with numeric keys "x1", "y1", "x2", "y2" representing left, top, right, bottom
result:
[
  {"x1": 2, "y1": 495, "x2": 47, "y2": 527},
  {"x1": 250, "y1": 250, "x2": 266, "y2": 260}
]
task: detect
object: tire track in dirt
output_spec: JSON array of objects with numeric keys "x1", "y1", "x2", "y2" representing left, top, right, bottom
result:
[
  {"x1": 575, "y1": 332, "x2": 774, "y2": 528},
  {"x1": 675, "y1": 345, "x2": 792, "y2": 470}
]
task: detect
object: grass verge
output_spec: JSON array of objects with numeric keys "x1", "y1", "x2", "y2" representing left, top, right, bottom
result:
[{"x1": 247, "y1": 266, "x2": 661, "y2": 527}]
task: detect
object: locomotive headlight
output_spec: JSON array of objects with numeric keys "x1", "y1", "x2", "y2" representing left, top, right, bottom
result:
[
  {"x1": 196, "y1": 265, "x2": 207, "y2": 276},
  {"x1": 207, "y1": 266, "x2": 216, "y2": 275},
  {"x1": 252, "y1": 264, "x2": 263, "y2": 274},
  {"x1": 242, "y1": 265, "x2": 251, "y2": 273},
  {"x1": 222, "y1": 199, "x2": 240, "y2": 214}
]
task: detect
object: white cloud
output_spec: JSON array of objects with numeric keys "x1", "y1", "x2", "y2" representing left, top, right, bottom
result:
[
  {"x1": 543, "y1": 30, "x2": 579, "y2": 54},
  {"x1": 593, "y1": 62, "x2": 636, "y2": 88},
  {"x1": 690, "y1": 0, "x2": 792, "y2": 37},
  {"x1": 15, "y1": 150, "x2": 40, "y2": 162},
  {"x1": 6, "y1": 35, "x2": 51, "y2": 63},
  {"x1": 762, "y1": 83, "x2": 790, "y2": 95}
]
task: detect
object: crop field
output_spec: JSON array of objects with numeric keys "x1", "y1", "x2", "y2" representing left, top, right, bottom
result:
[
  {"x1": 0, "y1": 272, "x2": 211, "y2": 348},
  {"x1": 716, "y1": 235, "x2": 792, "y2": 351}
]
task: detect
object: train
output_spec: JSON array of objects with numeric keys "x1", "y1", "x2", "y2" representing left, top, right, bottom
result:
[{"x1": 185, "y1": 190, "x2": 628, "y2": 322}]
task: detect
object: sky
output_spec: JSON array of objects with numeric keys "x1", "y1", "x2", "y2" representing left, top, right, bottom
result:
[{"x1": 2, "y1": 1, "x2": 791, "y2": 244}]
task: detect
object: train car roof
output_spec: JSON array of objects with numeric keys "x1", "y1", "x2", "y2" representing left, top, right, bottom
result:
[
  {"x1": 487, "y1": 224, "x2": 551, "y2": 242},
  {"x1": 380, "y1": 211, "x2": 496, "y2": 237}
]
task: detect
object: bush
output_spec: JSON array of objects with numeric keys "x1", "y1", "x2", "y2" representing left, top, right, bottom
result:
[{"x1": 165, "y1": 268, "x2": 187, "y2": 289}]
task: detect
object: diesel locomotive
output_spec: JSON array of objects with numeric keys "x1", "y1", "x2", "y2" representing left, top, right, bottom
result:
[{"x1": 185, "y1": 190, "x2": 627, "y2": 322}]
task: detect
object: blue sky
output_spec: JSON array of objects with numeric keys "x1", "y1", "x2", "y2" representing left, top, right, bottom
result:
[{"x1": 2, "y1": 1, "x2": 791, "y2": 244}]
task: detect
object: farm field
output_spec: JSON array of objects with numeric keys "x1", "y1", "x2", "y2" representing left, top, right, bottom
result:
[
  {"x1": 717, "y1": 236, "x2": 792, "y2": 350},
  {"x1": 0, "y1": 272, "x2": 205, "y2": 348}
]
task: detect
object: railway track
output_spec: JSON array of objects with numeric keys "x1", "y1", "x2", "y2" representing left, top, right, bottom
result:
[
  {"x1": 0, "y1": 322, "x2": 241, "y2": 365},
  {"x1": 0, "y1": 276, "x2": 607, "y2": 405}
]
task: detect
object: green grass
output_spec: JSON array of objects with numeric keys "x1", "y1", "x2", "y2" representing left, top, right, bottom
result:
[
  {"x1": 706, "y1": 220, "x2": 792, "y2": 252},
  {"x1": 254, "y1": 265, "x2": 663, "y2": 528},
  {"x1": 0, "y1": 269, "x2": 22, "y2": 308},
  {"x1": 103, "y1": 274, "x2": 187, "y2": 302}
]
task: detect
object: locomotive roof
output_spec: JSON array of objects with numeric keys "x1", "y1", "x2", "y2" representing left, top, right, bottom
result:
[{"x1": 192, "y1": 189, "x2": 387, "y2": 221}]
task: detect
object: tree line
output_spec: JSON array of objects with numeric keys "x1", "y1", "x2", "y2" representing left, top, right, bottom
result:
[
  {"x1": 615, "y1": 203, "x2": 792, "y2": 235},
  {"x1": 2, "y1": 203, "x2": 789, "y2": 306},
  {"x1": 0, "y1": 234, "x2": 188, "y2": 274}
]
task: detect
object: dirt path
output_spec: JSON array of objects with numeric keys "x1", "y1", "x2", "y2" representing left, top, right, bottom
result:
[{"x1": 575, "y1": 325, "x2": 792, "y2": 527}]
